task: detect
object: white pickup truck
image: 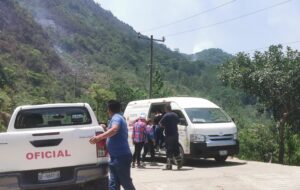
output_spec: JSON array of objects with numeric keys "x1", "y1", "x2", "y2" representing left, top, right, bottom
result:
[{"x1": 0, "y1": 103, "x2": 109, "y2": 190}]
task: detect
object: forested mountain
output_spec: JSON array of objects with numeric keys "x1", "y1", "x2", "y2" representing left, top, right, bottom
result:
[
  {"x1": 1, "y1": 0, "x2": 238, "y2": 123},
  {"x1": 0, "y1": 0, "x2": 264, "y2": 127},
  {"x1": 17, "y1": 0, "x2": 191, "y2": 92},
  {"x1": 0, "y1": 0, "x2": 73, "y2": 109},
  {"x1": 2, "y1": 0, "x2": 299, "y2": 165},
  {"x1": 9, "y1": 0, "x2": 240, "y2": 103},
  {"x1": 191, "y1": 48, "x2": 234, "y2": 65}
]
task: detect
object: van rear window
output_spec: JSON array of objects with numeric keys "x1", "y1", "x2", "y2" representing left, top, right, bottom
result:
[{"x1": 15, "y1": 107, "x2": 92, "y2": 129}]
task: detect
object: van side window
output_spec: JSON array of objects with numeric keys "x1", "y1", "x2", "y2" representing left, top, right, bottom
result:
[
  {"x1": 173, "y1": 110, "x2": 188, "y2": 126},
  {"x1": 184, "y1": 108, "x2": 231, "y2": 123}
]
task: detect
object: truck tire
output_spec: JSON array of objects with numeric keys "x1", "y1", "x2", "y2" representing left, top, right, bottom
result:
[
  {"x1": 214, "y1": 155, "x2": 228, "y2": 163},
  {"x1": 83, "y1": 177, "x2": 108, "y2": 190}
]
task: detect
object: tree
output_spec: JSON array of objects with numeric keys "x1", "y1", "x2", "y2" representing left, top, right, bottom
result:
[
  {"x1": 0, "y1": 91, "x2": 11, "y2": 131},
  {"x1": 220, "y1": 45, "x2": 300, "y2": 164},
  {"x1": 0, "y1": 91, "x2": 11, "y2": 111},
  {"x1": 152, "y1": 70, "x2": 164, "y2": 98},
  {"x1": 0, "y1": 64, "x2": 12, "y2": 89},
  {"x1": 109, "y1": 78, "x2": 147, "y2": 110},
  {"x1": 238, "y1": 124, "x2": 277, "y2": 162},
  {"x1": 89, "y1": 84, "x2": 116, "y2": 122}
]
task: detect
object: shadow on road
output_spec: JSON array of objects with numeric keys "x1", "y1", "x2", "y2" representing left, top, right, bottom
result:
[
  {"x1": 172, "y1": 168, "x2": 194, "y2": 171},
  {"x1": 148, "y1": 157, "x2": 247, "y2": 169},
  {"x1": 184, "y1": 158, "x2": 247, "y2": 168}
]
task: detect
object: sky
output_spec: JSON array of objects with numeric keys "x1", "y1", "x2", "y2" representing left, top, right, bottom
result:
[{"x1": 94, "y1": 0, "x2": 300, "y2": 55}]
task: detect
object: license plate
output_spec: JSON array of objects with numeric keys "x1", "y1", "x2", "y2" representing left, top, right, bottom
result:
[
  {"x1": 38, "y1": 170, "x2": 60, "y2": 181},
  {"x1": 219, "y1": 150, "x2": 228, "y2": 156}
]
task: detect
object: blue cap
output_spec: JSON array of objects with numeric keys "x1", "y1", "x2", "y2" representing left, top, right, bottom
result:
[{"x1": 140, "y1": 113, "x2": 146, "y2": 119}]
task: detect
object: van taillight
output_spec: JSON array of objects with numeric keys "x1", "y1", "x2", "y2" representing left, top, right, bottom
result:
[{"x1": 95, "y1": 132, "x2": 107, "y2": 157}]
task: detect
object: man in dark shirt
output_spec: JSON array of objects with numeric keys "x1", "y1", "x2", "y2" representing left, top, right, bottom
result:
[{"x1": 159, "y1": 104, "x2": 180, "y2": 170}]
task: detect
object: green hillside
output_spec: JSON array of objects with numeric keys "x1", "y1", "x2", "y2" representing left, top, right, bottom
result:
[
  {"x1": 17, "y1": 0, "x2": 242, "y2": 97},
  {"x1": 0, "y1": 0, "x2": 73, "y2": 109},
  {"x1": 191, "y1": 48, "x2": 234, "y2": 65},
  {"x1": 1, "y1": 0, "x2": 231, "y2": 124},
  {"x1": 17, "y1": 0, "x2": 191, "y2": 92}
]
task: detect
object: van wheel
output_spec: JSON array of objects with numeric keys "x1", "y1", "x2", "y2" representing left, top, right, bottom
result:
[
  {"x1": 173, "y1": 146, "x2": 185, "y2": 169},
  {"x1": 214, "y1": 155, "x2": 228, "y2": 163}
]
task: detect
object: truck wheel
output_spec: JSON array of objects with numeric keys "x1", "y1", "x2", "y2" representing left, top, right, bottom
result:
[
  {"x1": 95, "y1": 177, "x2": 108, "y2": 190},
  {"x1": 84, "y1": 177, "x2": 108, "y2": 190},
  {"x1": 214, "y1": 155, "x2": 228, "y2": 163}
]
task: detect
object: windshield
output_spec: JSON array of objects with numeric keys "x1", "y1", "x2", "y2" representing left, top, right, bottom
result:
[
  {"x1": 185, "y1": 108, "x2": 231, "y2": 123},
  {"x1": 15, "y1": 107, "x2": 92, "y2": 129}
]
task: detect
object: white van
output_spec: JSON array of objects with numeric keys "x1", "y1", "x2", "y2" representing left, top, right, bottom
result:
[{"x1": 123, "y1": 97, "x2": 239, "y2": 163}]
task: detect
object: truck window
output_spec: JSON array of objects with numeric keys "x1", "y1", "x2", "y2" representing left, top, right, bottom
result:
[
  {"x1": 15, "y1": 107, "x2": 92, "y2": 129},
  {"x1": 185, "y1": 108, "x2": 231, "y2": 123}
]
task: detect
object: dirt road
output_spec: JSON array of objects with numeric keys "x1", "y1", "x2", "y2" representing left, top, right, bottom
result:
[{"x1": 131, "y1": 158, "x2": 300, "y2": 190}]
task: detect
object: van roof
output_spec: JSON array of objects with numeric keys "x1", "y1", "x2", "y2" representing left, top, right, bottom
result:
[{"x1": 127, "y1": 97, "x2": 219, "y2": 109}]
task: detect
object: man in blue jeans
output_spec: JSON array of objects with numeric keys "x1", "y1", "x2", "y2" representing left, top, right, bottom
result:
[{"x1": 90, "y1": 100, "x2": 135, "y2": 190}]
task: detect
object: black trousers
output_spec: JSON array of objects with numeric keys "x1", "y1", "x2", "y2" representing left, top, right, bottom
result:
[
  {"x1": 165, "y1": 136, "x2": 180, "y2": 159},
  {"x1": 142, "y1": 141, "x2": 155, "y2": 162},
  {"x1": 155, "y1": 126, "x2": 165, "y2": 148},
  {"x1": 132, "y1": 142, "x2": 144, "y2": 164}
]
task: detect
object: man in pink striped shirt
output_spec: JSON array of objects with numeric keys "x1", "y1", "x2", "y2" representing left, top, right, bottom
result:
[{"x1": 132, "y1": 113, "x2": 147, "y2": 168}]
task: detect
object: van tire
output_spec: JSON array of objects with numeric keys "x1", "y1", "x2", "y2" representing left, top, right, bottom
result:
[{"x1": 214, "y1": 155, "x2": 228, "y2": 163}]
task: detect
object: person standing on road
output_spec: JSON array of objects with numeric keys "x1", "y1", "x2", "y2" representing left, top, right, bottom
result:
[
  {"x1": 153, "y1": 110, "x2": 164, "y2": 151},
  {"x1": 159, "y1": 104, "x2": 180, "y2": 170},
  {"x1": 142, "y1": 119, "x2": 156, "y2": 166},
  {"x1": 132, "y1": 113, "x2": 147, "y2": 168},
  {"x1": 89, "y1": 100, "x2": 135, "y2": 190}
]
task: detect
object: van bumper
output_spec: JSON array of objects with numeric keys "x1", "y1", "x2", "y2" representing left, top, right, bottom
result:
[
  {"x1": 189, "y1": 140, "x2": 239, "y2": 158},
  {"x1": 0, "y1": 164, "x2": 108, "y2": 190}
]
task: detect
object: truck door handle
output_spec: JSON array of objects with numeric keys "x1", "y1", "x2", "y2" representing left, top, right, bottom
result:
[
  {"x1": 79, "y1": 135, "x2": 93, "y2": 139},
  {"x1": 30, "y1": 139, "x2": 63, "y2": 147}
]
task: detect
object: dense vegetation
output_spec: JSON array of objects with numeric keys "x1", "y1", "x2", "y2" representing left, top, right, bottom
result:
[
  {"x1": 0, "y1": 0, "x2": 74, "y2": 132},
  {"x1": 0, "y1": 0, "x2": 299, "y2": 165},
  {"x1": 191, "y1": 48, "x2": 233, "y2": 65},
  {"x1": 221, "y1": 45, "x2": 300, "y2": 165}
]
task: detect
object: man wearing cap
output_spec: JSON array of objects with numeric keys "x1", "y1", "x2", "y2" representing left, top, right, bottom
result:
[{"x1": 132, "y1": 113, "x2": 147, "y2": 168}]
